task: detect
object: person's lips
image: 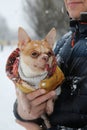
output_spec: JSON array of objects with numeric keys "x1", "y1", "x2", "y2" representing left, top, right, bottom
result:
[{"x1": 67, "y1": 1, "x2": 83, "y2": 8}]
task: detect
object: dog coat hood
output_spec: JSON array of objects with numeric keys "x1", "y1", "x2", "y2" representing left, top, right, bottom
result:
[{"x1": 6, "y1": 48, "x2": 64, "y2": 93}]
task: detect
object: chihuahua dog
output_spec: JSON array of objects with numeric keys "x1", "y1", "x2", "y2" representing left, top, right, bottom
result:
[
  {"x1": 17, "y1": 27, "x2": 58, "y2": 128},
  {"x1": 6, "y1": 27, "x2": 64, "y2": 128}
]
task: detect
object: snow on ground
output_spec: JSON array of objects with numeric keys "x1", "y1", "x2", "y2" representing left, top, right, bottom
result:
[{"x1": 0, "y1": 45, "x2": 25, "y2": 130}]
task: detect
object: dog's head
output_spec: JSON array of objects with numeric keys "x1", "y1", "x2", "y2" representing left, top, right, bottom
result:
[{"x1": 18, "y1": 27, "x2": 57, "y2": 75}]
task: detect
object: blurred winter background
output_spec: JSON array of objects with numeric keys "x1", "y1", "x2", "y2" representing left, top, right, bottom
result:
[{"x1": 0, "y1": 0, "x2": 69, "y2": 130}]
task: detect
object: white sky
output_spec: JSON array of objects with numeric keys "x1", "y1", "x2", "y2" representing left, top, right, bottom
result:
[
  {"x1": 0, "y1": 0, "x2": 25, "y2": 30},
  {"x1": 0, "y1": 0, "x2": 37, "y2": 38}
]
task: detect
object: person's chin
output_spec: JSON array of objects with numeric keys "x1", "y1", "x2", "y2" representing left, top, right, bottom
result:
[{"x1": 69, "y1": 11, "x2": 81, "y2": 19}]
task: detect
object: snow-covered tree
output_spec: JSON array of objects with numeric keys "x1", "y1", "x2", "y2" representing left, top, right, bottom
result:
[{"x1": 22, "y1": 0, "x2": 69, "y2": 39}]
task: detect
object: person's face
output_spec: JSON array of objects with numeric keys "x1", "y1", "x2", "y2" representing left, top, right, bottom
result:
[{"x1": 64, "y1": 0, "x2": 87, "y2": 19}]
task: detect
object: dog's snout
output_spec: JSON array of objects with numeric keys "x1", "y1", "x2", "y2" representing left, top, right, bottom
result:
[{"x1": 42, "y1": 54, "x2": 48, "y2": 61}]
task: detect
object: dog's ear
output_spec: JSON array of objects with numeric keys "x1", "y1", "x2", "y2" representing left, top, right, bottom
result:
[
  {"x1": 45, "y1": 28, "x2": 56, "y2": 48},
  {"x1": 18, "y1": 27, "x2": 31, "y2": 51}
]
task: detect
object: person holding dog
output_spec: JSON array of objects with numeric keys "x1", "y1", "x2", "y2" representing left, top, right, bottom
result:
[{"x1": 13, "y1": 0, "x2": 87, "y2": 130}]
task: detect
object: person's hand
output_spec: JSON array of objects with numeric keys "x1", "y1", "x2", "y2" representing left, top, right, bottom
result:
[
  {"x1": 16, "y1": 120, "x2": 42, "y2": 130},
  {"x1": 16, "y1": 88, "x2": 56, "y2": 120}
]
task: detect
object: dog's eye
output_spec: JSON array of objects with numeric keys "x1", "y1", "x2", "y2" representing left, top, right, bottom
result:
[
  {"x1": 47, "y1": 51, "x2": 53, "y2": 57},
  {"x1": 31, "y1": 51, "x2": 39, "y2": 58}
]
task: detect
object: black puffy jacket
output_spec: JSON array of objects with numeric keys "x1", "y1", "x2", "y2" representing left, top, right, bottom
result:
[{"x1": 48, "y1": 16, "x2": 87, "y2": 128}]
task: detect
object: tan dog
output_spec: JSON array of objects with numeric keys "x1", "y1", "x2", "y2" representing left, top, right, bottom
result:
[
  {"x1": 6, "y1": 27, "x2": 64, "y2": 128},
  {"x1": 17, "y1": 27, "x2": 58, "y2": 128},
  {"x1": 17, "y1": 27, "x2": 64, "y2": 128}
]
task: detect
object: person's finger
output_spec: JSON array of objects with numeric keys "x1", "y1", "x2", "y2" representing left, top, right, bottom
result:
[
  {"x1": 26, "y1": 89, "x2": 46, "y2": 100},
  {"x1": 30, "y1": 102, "x2": 46, "y2": 117},
  {"x1": 31, "y1": 91, "x2": 56, "y2": 106},
  {"x1": 46, "y1": 99, "x2": 54, "y2": 115}
]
